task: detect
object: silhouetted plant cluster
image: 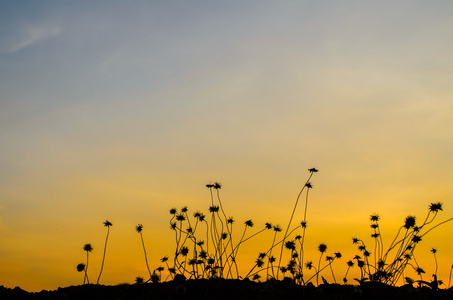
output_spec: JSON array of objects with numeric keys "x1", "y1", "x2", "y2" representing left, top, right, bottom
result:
[
  {"x1": 76, "y1": 220, "x2": 112, "y2": 284},
  {"x1": 150, "y1": 168, "x2": 345, "y2": 285},
  {"x1": 349, "y1": 203, "x2": 453, "y2": 288},
  {"x1": 75, "y1": 169, "x2": 453, "y2": 290}
]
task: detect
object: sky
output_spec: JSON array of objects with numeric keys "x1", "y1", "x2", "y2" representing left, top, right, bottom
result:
[{"x1": 1, "y1": 0, "x2": 453, "y2": 292}]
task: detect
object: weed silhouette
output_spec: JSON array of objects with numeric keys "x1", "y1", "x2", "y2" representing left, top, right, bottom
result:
[
  {"x1": 76, "y1": 263, "x2": 86, "y2": 284},
  {"x1": 82, "y1": 243, "x2": 93, "y2": 284},
  {"x1": 73, "y1": 167, "x2": 453, "y2": 290},
  {"x1": 96, "y1": 220, "x2": 112, "y2": 284},
  {"x1": 136, "y1": 224, "x2": 152, "y2": 280},
  {"x1": 349, "y1": 202, "x2": 453, "y2": 286}
]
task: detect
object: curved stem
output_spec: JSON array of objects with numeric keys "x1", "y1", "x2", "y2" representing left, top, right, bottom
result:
[
  {"x1": 140, "y1": 232, "x2": 152, "y2": 278},
  {"x1": 96, "y1": 227, "x2": 110, "y2": 284},
  {"x1": 277, "y1": 172, "x2": 313, "y2": 279}
]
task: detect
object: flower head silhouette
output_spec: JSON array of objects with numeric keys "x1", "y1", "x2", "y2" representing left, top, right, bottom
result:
[
  {"x1": 285, "y1": 241, "x2": 296, "y2": 251},
  {"x1": 370, "y1": 214, "x2": 380, "y2": 222},
  {"x1": 256, "y1": 258, "x2": 264, "y2": 268},
  {"x1": 245, "y1": 220, "x2": 254, "y2": 227},
  {"x1": 429, "y1": 202, "x2": 443, "y2": 212},
  {"x1": 77, "y1": 263, "x2": 85, "y2": 272},
  {"x1": 357, "y1": 260, "x2": 365, "y2": 268},
  {"x1": 83, "y1": 243, "x2": 93, "y2": 252},
  {"x1": 412, "y1": 235, "x2": 422, "y2": 243},
  {"x1": 180, "y1": 246, "x2": 189, "y2": 256},
  {"x1": 209, "y1": 206, "x2": 219, "y2": 213},
  {"x1": 318, "y1": 243, "x2": 327, "y2": 253},
  {"x1": 404, "y1": 215, "x2": 416, "y2": 229},
  {"x1": 170, "y1": 222, "x2": 177, "y2": 230},
  {"x1": 135, "y1": 276, "x2": 144, "y2": 284},
  {"x1": 308, "y1": 168, "x2": 318, "y2": 173},
  {"x1": 176, "y1": 214, "x2": 186, "y2": 221}
]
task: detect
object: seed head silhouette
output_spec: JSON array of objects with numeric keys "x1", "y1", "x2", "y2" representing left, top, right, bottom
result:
[
  {"x1": 429, "y1": 202, "x2": 443, "y2": 212},
  {"x1": 404, "y1": 215, "x2": 416, "y2": 229},
  {"x1": 412, "y1": 235, "x2": 422, "y2": 243},
  {"x1": 245, "y1": 220, "x2": 254, "y2": 227},
  {"x1": 76, "y1": 263, "x2": 85, "y2": 272}
]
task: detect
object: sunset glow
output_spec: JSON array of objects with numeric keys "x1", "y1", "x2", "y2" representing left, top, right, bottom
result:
[{"x1": 1, "y1": 1, "x2": 453, "y2": 292}]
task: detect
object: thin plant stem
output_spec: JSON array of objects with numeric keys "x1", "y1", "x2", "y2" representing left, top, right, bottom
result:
[
  {"x1": 277, "y1": 172, "x2": 314, "y2": 279},
  {"x1": 97, "y1": 224, "x2": 111, "y2": 284},
  {"x1": 140, "y1": 232, "x2": 152, "y2": 278}
]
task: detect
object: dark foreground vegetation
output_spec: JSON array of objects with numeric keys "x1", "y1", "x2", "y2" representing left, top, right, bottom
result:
[
  {"x1": 2, "y1": 279, "x2": 453, "y2": 300},
  {"x1": 6, "y1": 169, "x2": 451, "y2": 299}
]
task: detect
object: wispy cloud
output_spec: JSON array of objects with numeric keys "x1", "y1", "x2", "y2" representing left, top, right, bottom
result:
[{"x1": 0, "y1": 23, "x2": 62, "y2": 54}]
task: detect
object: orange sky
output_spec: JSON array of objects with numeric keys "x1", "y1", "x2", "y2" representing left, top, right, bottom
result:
[{"x1": 1, "y1": 1, "x2": 453, "y2": 292}]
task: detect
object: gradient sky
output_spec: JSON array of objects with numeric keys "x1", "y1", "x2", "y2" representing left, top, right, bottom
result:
[{"x1": 1, "y1": 0, "x2": 453, "y2": 292}]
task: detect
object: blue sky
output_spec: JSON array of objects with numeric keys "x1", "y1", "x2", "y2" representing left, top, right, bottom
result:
[{"x1": 1, "y1": 0, "x2": 453, "y2": 291}]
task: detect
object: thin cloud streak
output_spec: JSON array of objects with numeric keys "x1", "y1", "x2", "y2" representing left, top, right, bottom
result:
[{"x1": 0, "y1": 23, "x2": 62, "y2": 54}]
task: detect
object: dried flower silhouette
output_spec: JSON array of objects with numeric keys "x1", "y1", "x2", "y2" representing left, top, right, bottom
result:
[
  {"x1": 76, "y1": 263, "x2": 86, "y2": 284},
  {"x1": 71, "y1": 169, "x2": 453, "y2": 290},
  {"x1": 96, "y1": 220, "x2": 112, "y2": 284},
  {"x1": 351, "y1": 202, "x2": 452, "y2": 286},
  {"x1": 136, "y1": 224, "x2": 152, "y2": 279},
  {"x1": 316, "y1": 243, "x2": 327, "y2": 285},
  {"x1": 83, "y1": 243, "x2": 93, "y2": 284}
]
